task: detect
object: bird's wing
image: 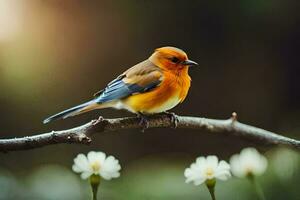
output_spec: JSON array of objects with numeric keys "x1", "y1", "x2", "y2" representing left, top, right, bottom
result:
[{"x1": 94, "y1": 60, "x2": 163, "y2": 103}]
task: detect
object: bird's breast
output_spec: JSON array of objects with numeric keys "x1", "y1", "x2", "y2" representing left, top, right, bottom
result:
[{"x1": 122, "y1": 69, "x2": 191, "y2": 113}]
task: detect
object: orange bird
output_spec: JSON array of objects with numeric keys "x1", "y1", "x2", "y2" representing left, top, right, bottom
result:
[{"x1": 43, "y1": 46, "x2": 198, "y2": 126}]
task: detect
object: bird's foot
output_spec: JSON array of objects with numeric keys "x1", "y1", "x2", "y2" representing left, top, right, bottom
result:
[
  {"x1": 163, "y1": 112, "x2": 179, "y2": 128},
  {"x1": 137, "y1": 113, "x2": 149, "y2": 132},
  {"x1": 91, "y1": 116, "x2": 104, "y2": 126}
]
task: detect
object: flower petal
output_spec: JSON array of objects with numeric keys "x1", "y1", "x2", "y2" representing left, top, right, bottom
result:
[
  {"x1": 80, "y1": 171, "x2": 93, "y2": 179},
  {"x1": 72, "y1": 164, "x2": 82, "y2": 173},
  {"x1": 94, "y1": 152, "x2": 106, "y2": 165},
  {"x1": 206, "y1": 155, "x2": 219, "y2": 169},
  {"x1": 196, "y1": 157, "x2": 206, "y2": 166},
  {"x1": 184, "y1": 164, "x2": 206, "y2": 185},
  {"x1": 230, "y1": 147, "x2": 268, "y2": 178},
  {"x1": 193, "y1": 177, "x2": 206, "y2": 186},
  {"x1": 87, "y1": 151, "x2": 98, "y2": 163},
  {"x1": 73, "y1": 154, "x2": 90, "y2": 172},
  {"x1": 100, "y1": 155, "x2": 121, "y2": 180}
]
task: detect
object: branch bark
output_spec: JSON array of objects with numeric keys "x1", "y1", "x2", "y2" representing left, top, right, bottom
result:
[{"x1": 0, "y1": 113, "x2": 299, "y2": 152}]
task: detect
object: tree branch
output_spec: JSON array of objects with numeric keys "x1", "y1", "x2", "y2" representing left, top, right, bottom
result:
[{"x1": 0, "y1": 113, "x2": 299, "y2": 152}]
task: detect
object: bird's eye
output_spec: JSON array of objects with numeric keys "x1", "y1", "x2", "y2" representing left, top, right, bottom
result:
[{"x1": 170, "y1": 57, "x2": 180, "y2": 63}]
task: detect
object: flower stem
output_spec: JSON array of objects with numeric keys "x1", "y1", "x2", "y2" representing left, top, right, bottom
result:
[
  {"x1": 91, "y1": 184, "x2": 98, "y2": 200},
  {"x1": 248, "y1": 175, "x2": 265, "y2": 200},
  {"x1": 206, "y1": 179, "x2": 216, "y2": 200},
  {"x1": 90, "y1": 175, "x2": 101, "y2": 200},
  {"x1": 207, "y1": 185, "x2": 216, "y2": 200}
]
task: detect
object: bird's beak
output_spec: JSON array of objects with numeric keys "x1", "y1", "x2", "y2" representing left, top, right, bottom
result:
[{"x1": 181, "y1": 59, "x2": 198, "y2": 66}]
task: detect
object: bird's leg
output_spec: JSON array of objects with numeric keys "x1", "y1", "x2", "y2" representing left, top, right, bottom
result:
[
  {"x1": 137, "y1": 112, "x2": 149, "y2": 132},
  {"x1": 163, "y1": 111, "x2": 179, "y2": 128}
]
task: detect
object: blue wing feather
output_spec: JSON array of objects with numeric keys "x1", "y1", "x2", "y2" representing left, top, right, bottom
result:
[
  {"x1": 94, "y1": 60, "x2": 162, "y2": 103},
  {"x1": 97, "y1": 81, "x2": 135, "y2": 102},
  {"x1": 95, "y1": 77, "x2": 160, "y2": 103}
]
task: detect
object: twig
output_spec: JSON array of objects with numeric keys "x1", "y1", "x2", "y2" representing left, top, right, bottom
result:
[{"x1": 0, "y1": 113, "x2": 299, "y2": 152}]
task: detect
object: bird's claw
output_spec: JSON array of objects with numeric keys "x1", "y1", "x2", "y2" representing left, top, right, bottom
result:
[
  {"x1": 91, "y1": 116, "x2": 104, "y2": 126},
  {"x1": 163, "y1": 112, "x2": 178, "y2": 128},
  {"x1": 138, "y1": 113, "x2": 149, "y2": 132}
]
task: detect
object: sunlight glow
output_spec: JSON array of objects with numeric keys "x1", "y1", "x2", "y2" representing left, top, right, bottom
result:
[{"x1": 0, "y1": 0, "x2": 22, "y2": 41}]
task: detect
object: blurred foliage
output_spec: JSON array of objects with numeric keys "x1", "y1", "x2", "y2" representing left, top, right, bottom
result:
[{"x1": 0, "y1": 0, "x2": 300, "y2": 199}]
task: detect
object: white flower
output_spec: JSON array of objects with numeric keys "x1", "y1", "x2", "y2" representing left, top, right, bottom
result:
[
  {"x1": 184, "y1": 155, "x2": 231, "y2": 186},
  {"x1": 72, "y1": 151, "x2": 121, "y2": 180},
  {"x1": 230, "y1": 147, "x2": 267, "y2": 178},
  {"x1": 272, "y1": 148, "x2": 300, "y2": 181}
]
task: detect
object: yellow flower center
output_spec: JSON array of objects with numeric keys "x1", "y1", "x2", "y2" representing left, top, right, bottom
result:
[
  {"x1": 91, "y1": 161, "x2": 101, "y2": 172},
  {"x1": 205, "y1": 167, "x2": 214, "y2": 177}
]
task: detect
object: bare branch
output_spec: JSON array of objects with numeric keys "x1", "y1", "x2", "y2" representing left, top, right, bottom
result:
[{"x1": 0, "y1": 113, "x2": 299, "y2": 152}]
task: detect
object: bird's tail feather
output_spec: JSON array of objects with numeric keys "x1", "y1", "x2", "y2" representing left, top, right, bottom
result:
[{"x1": 43, "y1": 100, "x2": 100, "y2": 124}]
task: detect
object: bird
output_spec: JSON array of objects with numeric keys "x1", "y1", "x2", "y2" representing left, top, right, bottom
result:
[{"x1": 43, "y1": 46, "x2": 198, "y2": 127}]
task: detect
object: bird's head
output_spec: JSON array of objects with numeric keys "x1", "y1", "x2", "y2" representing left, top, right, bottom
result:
[{"x1": 149, "y1": 46, "x2": 198, "y2": 71}]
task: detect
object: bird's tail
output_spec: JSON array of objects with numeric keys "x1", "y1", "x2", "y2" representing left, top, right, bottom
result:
[{"x1": 43, "y1": 100, "x2": 102, "y2": 124}]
